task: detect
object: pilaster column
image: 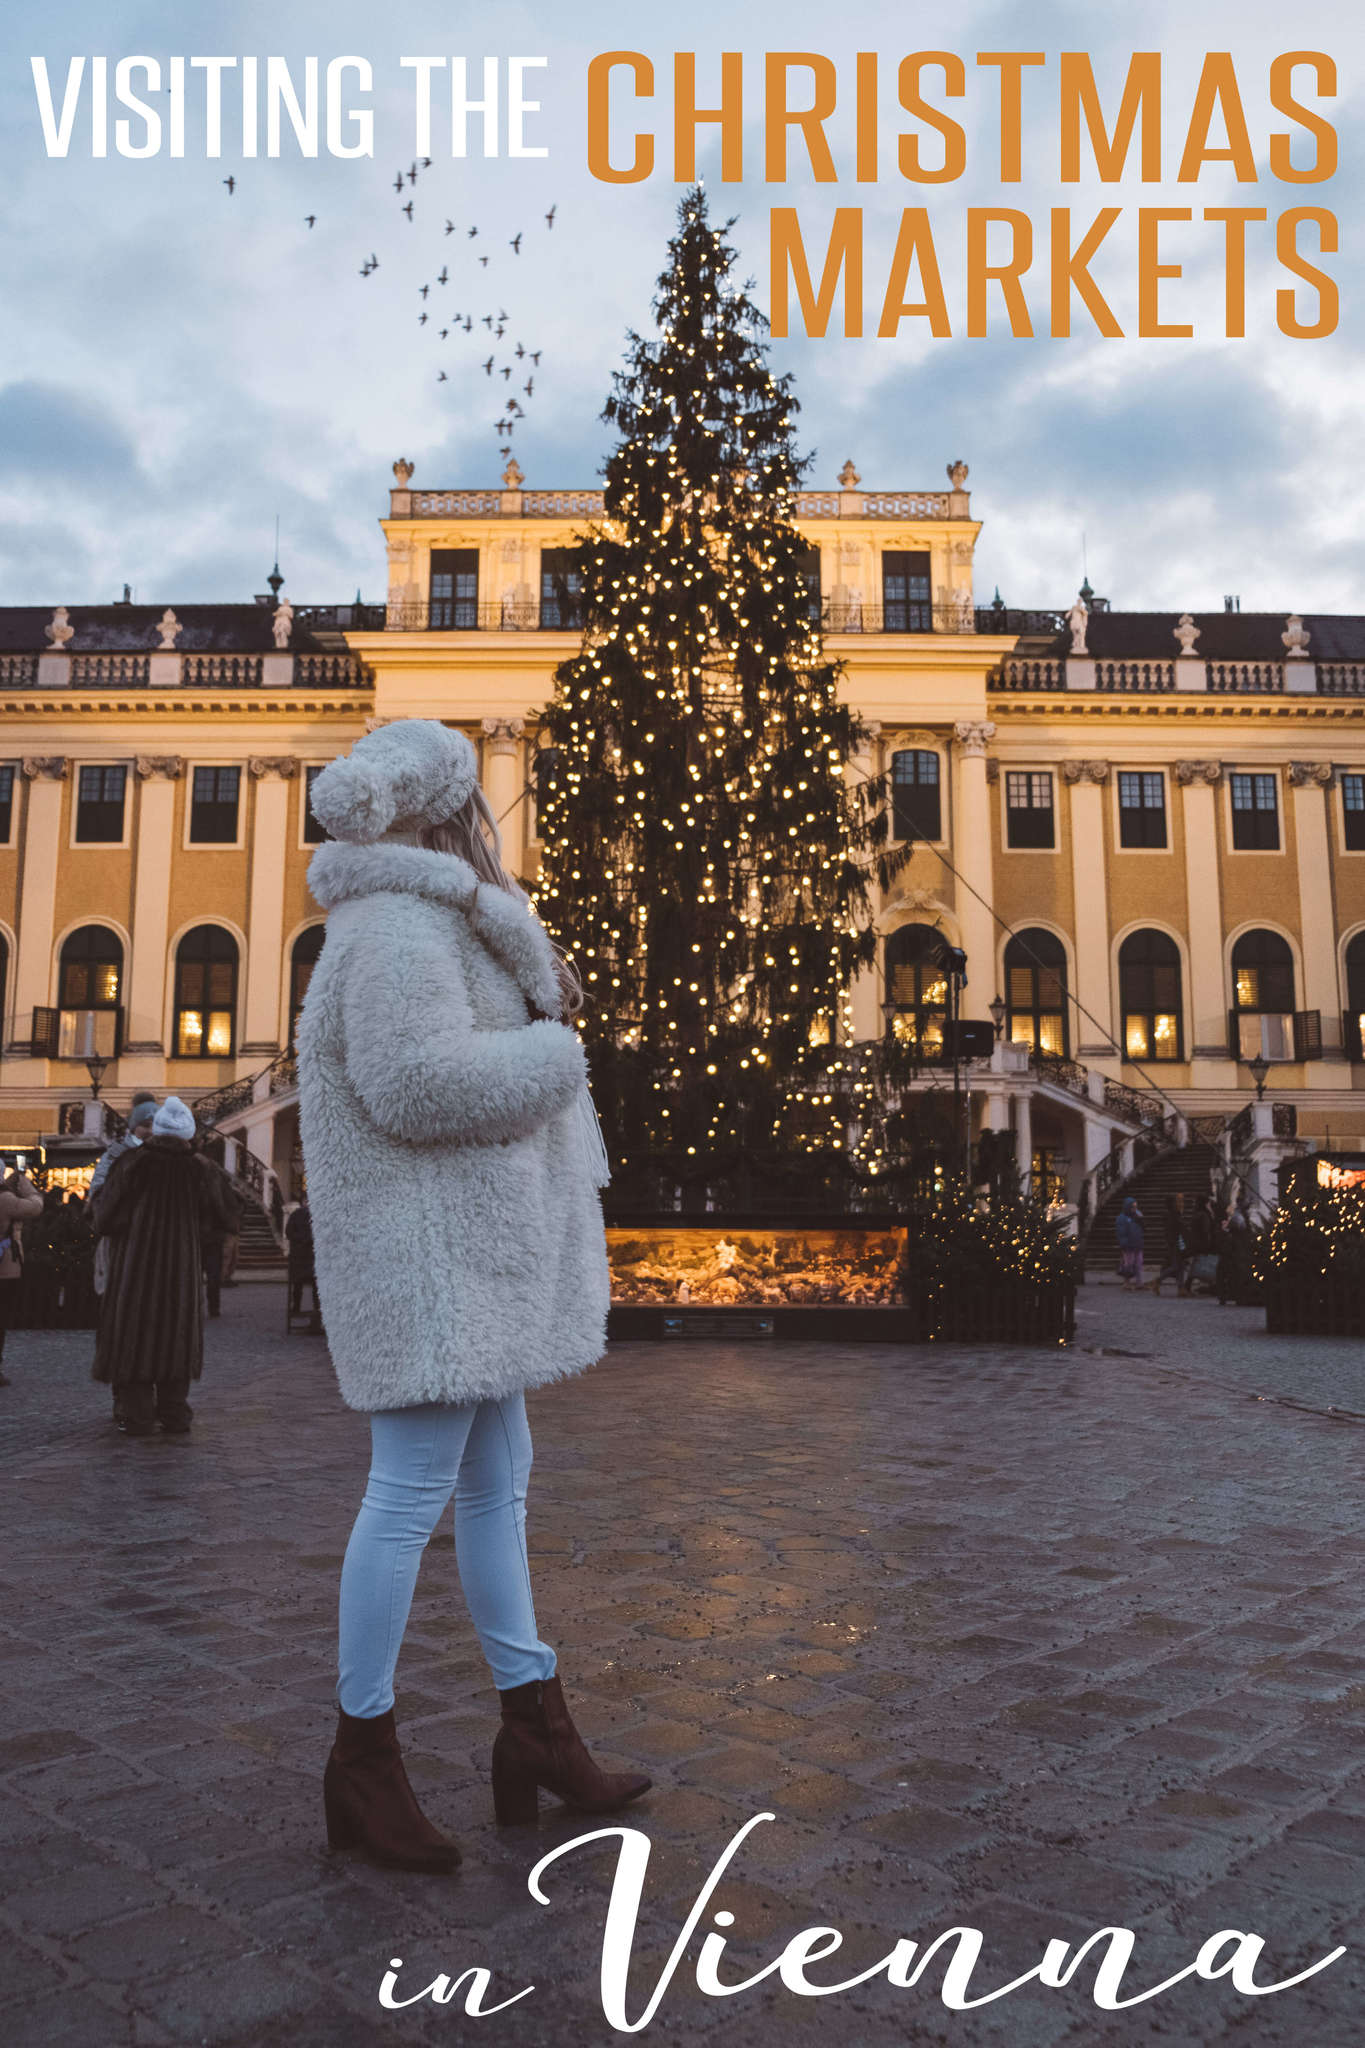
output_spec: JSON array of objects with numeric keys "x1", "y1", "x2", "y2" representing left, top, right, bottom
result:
[
  {"x1": 480, "y1": 716, "x2": 526, "y2": 847},
  {"x1": 1289, "y1": 763, "x2": 1343, "y2": 1073},
  {"x1": 1062, "y1": 761, "x2": 1116, "y2": 1061},
  {"x1": 122, "y1": 758, "x2": 184, "y2": 1062},
  {"x1": 847, "y1": 721, "x2": 882, "y2": 1042},
  {"x1": 952, "y1": 721, "x2": 997, "y2": 1013},
  {"x1": 1014, "y1": 1088, "x2": 1033, "y2": 1191},
  {"x1": 1174, "y1": 761, "x2": 1234, "y2": 1081},
  {"x1": 10, "y1": 759, "x2": 68, "y2": 1057},
  {"x1": 240, "y1": 757, "x2": 298, "y2": 1057}
]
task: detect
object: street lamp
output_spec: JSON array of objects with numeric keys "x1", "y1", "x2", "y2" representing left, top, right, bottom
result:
[
  {"x1": 84, "y1": 1052, "x2": 110, "y2": 1100},
  {"x1": 1249, "y1": 1051, "x2": 1271, "y2": 1102},
  {"x1": 989, "y1": 992, "x2": 1006, "y2": 1040}
]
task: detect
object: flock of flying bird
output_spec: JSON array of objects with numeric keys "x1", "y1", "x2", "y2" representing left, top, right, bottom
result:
[{"x1": 223, "y1": 156, "x2": 557, "y2": 458}]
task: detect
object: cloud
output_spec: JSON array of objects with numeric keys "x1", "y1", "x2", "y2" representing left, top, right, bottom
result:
[{"x1": 0, "y1": 381, "x2": 143, "y2": 489}]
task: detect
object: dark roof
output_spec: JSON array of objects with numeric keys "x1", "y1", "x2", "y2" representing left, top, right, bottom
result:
[
  {"x1": 0, "y1": 603, "x2": 371, "y2": 655},
  {"x1": 1030, "y1": 611, "x2": 1365, "y2": 662}
]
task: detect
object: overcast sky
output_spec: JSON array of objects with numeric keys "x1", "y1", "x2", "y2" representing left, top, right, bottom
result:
[{"x1": 0, "y1": 0, "x2": 1360, "y2": 618}]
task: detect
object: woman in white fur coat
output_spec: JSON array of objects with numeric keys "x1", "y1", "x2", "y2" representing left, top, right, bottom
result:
[{"x1": 299, "y1": 718, "x2": 649, "y2": 1874}]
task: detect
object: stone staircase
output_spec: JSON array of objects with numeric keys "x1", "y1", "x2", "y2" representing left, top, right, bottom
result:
[
  {"x1": 234, "y1": 1195, "x2": 286, "y2": 1272},
  {"x1": 1086, "y1": 1145, "x2": 1220, "y2": 1273}
]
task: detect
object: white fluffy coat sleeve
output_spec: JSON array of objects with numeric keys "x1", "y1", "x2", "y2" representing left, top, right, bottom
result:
[{"x1": 338, "y1": 898, "x2": 588, "y2": 1146}]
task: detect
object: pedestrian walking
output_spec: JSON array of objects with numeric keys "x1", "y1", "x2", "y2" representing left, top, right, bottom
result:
[
  {"x1": 299, "y1": 719, "x2": 648, "y2": 1874},
  {"x1": 285, "y1": 1193, "x2": 322, "y2": 1332},
  {"x1": 0, "y1": 1165, "x2": 44, "y2": 1385},
  {"x1": 89, "y1": 1093, "x2": 158, "y2": 1298},
  {"x1": 1149, "y1": 1194, "x2": 1188, "y2": 1296},
  {"x1": 1185, "y1": 1195, "x2": 1220, "y2": 1294},
  {"x1": 90, "y1": 1096, "x2": 238, "y2": 1436},
  {"x1": 199, "y1": 1154, "x2": 243, "y2": 1319},
  {"x1": 1115, "y1": 1196, "x2": 1145, "y2": 1290},
  {"x1": 1217, "y1": 1195, "x2": 1254, "y2": 1305}
]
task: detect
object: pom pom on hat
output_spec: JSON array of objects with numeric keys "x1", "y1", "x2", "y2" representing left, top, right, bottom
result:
[
  {"x1": 309, "y1": 720, "x2": 478, "y2": 844},
  {"x1": 152, "y1": 1096, "x2": 196, "y2": 1140}
]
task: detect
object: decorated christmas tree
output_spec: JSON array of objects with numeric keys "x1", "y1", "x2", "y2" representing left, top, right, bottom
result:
[{"x1": 535, "y1": 188, "x2": 909, "y2": 1202}]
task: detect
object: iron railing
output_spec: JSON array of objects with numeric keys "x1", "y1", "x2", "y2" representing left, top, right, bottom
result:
[
  {"x1": 1103, "y1": 1076, "x2": 1167, "y2": 1127},
  {"x1": 1029, "y1": 1049, "x2": 1090, "y2": 1099}
]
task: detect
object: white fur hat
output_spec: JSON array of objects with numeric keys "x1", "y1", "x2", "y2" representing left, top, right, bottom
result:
[
  {"x1": 309, "y1": 719, "x2": 478, "y2": 844},
  {"x1": 152, "y1": 1095, "x2": 196, "y2": 1140}
]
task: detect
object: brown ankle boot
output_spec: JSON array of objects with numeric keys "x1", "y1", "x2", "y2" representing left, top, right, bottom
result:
[
  {"x1": 324, "y1": 1706, "x2": 461, "y2": 1872},
  {"x1": 492, "y1": 1675, "x2": 652, "y2": 1825}
]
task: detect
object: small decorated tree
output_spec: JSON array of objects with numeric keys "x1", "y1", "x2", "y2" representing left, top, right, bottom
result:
[
  {"x1": 1262, "y1": 1173, "x2": 1365, "y2": 1333},
  {"x1": 901, "y1": 1177, "x2": 1080, "y2": 1344}
]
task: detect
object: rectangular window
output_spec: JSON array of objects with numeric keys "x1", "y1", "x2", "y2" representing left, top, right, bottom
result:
[
  {"x1": 1230, "y1": 772, "x2": 1280, "y2": 851},
  {"x1": 539, "y1": 548, "x2": 584, "y2": 630},
  {"x1": 1343, "y1": 773, "x2": 1365, "y2": 850},
  {"x1": 1117, "y1": 770, "x2": 1167, "y2": 849},
  {"x1": 0, "y1": 765, "x2": 13, "y2": 843},
  {"x1": 795, "y1": 545, "x2": 822, "y2": 625},
  {"x1": 303, "y1": 765, "x2": 329, "y2": 844},
  {"x1": 429, "y1": 548, "x2": 479, "y2": 629},
  {"x1": 1005, "y1": 770, "x2": 1055, "y2": 849},
  {"x1": 881, "y1": 550, "x2": 932, "y2": 632},
  {"x1": 74, "y1": 764, "x2": 127, "y2": 843},
  {"x1": 891, "y1": 751, "x2": 941, "y2": 841},
  {"x1": 189, "y1": 765, "x2": 241, "y2": 844}
]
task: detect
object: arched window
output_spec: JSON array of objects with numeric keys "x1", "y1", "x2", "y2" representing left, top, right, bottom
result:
[
  {"x1": 289, "y1": 926, "x2": 325, "y2": 1049},
  {"x1": 174, "y1": 926, "x2": 238, "y2": 1059},
  {"x1": 56, "y1": 925, "x2": 123, "y2": 1057},
  {"x1": 1004, "y1": 928, "x2": 1069, "y2": 1056},
  {"x1": 1119, "y1": 930, "x2": 1182, "y2": 1062},
  {"x1": 1346, "y1": 933, "x2": 1365, "y2": 1061},
  {"x1": 891, "y1": 749, "x2": 941, "y2": 842},
  {"x1": 1230, "y1": 929, "x2": 1296, "y2": 1061},
  {"x1": 885, "y1": 923, "x2": 948, "y2": 1054}
]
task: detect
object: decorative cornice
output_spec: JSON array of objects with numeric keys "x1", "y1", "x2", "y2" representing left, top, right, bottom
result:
[
  {"x1": 22, "y1": 755, "x2": 67, "y2": 779},
  {"x1": 0, "y1": 693, "x2": 373, "y2": 716},
  {"x1": 1288, "y1": 760, "x2": 1334, "y2": 788},
  {"x1": 1061, "y1": 760, "x2": 1110, "y2": 784},
  {"x1": 1172, "y1": 760, "x2": 1223, "y2": 785},
  {"x1": 248, "y1": 756, "x2": 300, "y2": 779},
  {"x1": 134, "y1": 754, "x2": 184, "y2": 780}
]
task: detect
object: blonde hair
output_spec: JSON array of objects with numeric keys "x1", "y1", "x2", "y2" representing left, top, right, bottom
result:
[{"x1": 421, "y1": 784, "x2": 584, "y2": 1019}]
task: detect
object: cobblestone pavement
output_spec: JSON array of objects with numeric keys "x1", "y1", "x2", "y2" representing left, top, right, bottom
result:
[{"x1": 3, "y1": 1283, "x2": 1364, "y2": 2048}]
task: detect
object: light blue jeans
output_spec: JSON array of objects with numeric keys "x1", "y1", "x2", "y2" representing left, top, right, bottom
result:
[{"x1": 337, "y1": 1393, "x2": 557, "y2": 1717}]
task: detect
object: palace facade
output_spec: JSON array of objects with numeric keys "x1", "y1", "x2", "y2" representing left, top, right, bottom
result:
[{"x1": 1, "y1": 458, "x2": 1361, "y2": 1229}]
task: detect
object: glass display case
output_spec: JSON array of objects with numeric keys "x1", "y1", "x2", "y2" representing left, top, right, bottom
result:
[{"x1": 606, "y1": 1217, "x2": 908, "y2": 1332}]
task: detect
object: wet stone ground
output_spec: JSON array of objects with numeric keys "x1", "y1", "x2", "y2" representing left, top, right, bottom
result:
[{"x1": 2, "y1": 1278, "x2": 1364, "y2": 2047}]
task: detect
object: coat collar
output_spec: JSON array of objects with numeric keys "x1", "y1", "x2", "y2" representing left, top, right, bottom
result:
[{"x1": 307, "y1": 840, "x2": 564, "y2": 1017}]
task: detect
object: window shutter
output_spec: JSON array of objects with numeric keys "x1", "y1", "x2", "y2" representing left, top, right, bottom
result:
[
  {"x1": 30, "y1": 1007, "x2": 58, "y2": 1057},
  {"x1": 1227, "y1": 1008, "x2": 1241, "y2": 1059},
  {"x1": 1344, "y1": 1009, "x2": 1363, "y2": 1063},
  {"x1": 113, "y1": 1006, "x2": 125, "y2": 1057},
  {"x1": 1293, "y1": 1009, "x2": 1323, "y2": 1061}
]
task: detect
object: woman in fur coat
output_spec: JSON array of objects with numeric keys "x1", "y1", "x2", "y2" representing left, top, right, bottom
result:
[
  {"x1": 299, "y1": 718, "x2": 649, "y2": 1874},
  {"x1": 91, "y1": 1096, "x2": 238, "y2": 1433}
]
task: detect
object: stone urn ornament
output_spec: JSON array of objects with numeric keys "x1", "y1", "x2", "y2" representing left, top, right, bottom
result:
[
  {"x1": 1173, "y1": 612, "x2": 1201, "y2": 657},
  {"x1": 45, "y1": 606, "x2": 74, "y2": 648},
  {"x1": 1282, "y1": 614, "x2": 1311, "y2": 659},
  {"x1": 392, "y1": 457, "x2": 414, "y2": 486},
  {"x1": 946, "y1": 459, "x2": 969, "y2": 489},
  {"x1": 155, "y1": 608, "x2": 181, "y2": 649}
]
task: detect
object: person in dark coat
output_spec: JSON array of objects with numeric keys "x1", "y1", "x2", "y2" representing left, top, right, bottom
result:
[
  {"x1": 1149, "y1": 1194, "x2": 1187, "y2": 1296},
  {"x1": 286, "y1": 1194, "x2": 322, "y2": 1332},
  {"x1": 197, "y1": 1149, "x2": 244, "y2": 1319},
  {"x1": 92, "y1": 1097, "x2": 237, "y2": 1435},
  {"x1": 1115, "y1": 1197, "x2": 1145, "y2": 1290},
  {"x1": 0, "y1": 1167, "x2": 44, "y2": 1385}
]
